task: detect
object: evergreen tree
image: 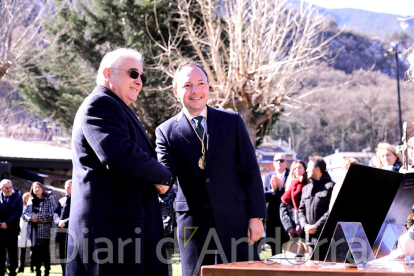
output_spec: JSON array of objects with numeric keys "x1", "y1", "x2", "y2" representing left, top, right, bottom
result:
[{"x1": 17, "y1": 0, "x2": 180, "y2": 141}]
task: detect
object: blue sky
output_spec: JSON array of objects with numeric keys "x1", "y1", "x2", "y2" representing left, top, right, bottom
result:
[{"x1": 303, "y1": 0, "x2": 414, "y2": 16}]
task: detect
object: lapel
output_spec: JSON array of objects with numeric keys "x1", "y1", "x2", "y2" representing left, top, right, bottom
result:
[
  {"x1": 99, "y1": 87, "x2": 154, "y2": 151},
  {"x1": 176, "y1": 110, "x2": 203, "y2": 154},
  {"x1": 205, "y1": 106, "x2": 224, "y2": 170}
]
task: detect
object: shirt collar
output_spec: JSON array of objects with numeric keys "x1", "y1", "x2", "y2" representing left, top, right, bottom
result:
[
  {"x1": 275, "y1": 169, "x2": 286, "y2": 176},
  {"x1": 183, "y1": 106, "x2": 207, "y2": 120}
]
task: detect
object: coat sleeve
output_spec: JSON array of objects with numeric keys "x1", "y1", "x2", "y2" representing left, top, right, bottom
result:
[
  {"x1": 235, "y1": 114, "x2": 267, "y2": 220},
  {"x1": 298, "y1": 192, "x2": 308, "y2": 228},
  {"x1": 82, "y1": 95, "x2": 172, "y2": 186},
  {"x1": 23, "y1": 203, "x2": 33, "y2": 222},
  {"x1": 5, "y1": 196, "x2": 23, "y2": 226},
  {"x1": 314, "y1": 185, "x2": 334, "y2": 231},
  {"x1": 280, "y1": 201, "x2": 294, "y2": 232}
]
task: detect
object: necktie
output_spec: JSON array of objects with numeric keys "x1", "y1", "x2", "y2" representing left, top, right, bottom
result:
[{"x1": 192, "y1": 116, "x2": 205, "y2": 140}]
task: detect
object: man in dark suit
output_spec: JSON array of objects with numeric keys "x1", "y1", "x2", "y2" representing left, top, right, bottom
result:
[
  {"x1": 156, "y1": 61, "x2": 267, "y2": 276},
  {"x1": 68, "y1": 48, "x2": 172, "y2": 276},
  {"x1": 263, "y1": 153, "x2": 290, "y2": 255},
  {"x1": 0, "y1": 179, "x2": 23, "y2": 276},
  {"x1": 54, "y1": 180, "x2": 72, "y2": 276}
]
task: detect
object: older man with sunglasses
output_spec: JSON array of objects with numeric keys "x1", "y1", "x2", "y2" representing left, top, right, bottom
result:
[
  {"x1": 68, "y1": 48, "x2": 172, "y2": 276},
  {"x1": 263, "y1": 153, "x2": 290, "y2": 256}
]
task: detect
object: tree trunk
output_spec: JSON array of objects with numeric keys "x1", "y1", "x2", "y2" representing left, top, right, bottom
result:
[{"x1": 238, "y1": 109, "x2": 258, "y2": 148}]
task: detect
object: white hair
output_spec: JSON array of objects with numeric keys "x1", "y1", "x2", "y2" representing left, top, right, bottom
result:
[
  {"x1": 0, "y1": 179, "x2": 12, "y2": 187},
  {"x1": 96, "y1": 48, "x2": 144, "y2": 85}
]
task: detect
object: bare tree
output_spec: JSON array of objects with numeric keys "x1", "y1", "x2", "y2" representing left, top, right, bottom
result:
[
  {"x1": 148, "y1": 0, "x2": 340, "y2": 143},
  {"x1": 0, "y1": 0, "x2": 65, "y2": 82}
]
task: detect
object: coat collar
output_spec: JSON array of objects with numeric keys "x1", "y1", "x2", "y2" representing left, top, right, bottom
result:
[{"x1": 96, "y1": 86, "x2": 154, "y2": 151}]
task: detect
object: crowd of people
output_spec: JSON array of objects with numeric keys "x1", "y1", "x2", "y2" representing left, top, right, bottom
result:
[
  {"x1": 0, "y1": 179, "x2": 72, "y2": 276},
  {"x1": 1, "y1": 47, "x2": 414, "y2": 276}
]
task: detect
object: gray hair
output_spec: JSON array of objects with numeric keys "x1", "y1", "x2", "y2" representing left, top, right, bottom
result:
[
  {"x1": 172, "y1": 61, "x2": 210, "y2": 89},
  {"x1": 0, "y1": 179, "x2": 12, "y2": 187},
  {"x1": 96, "y1": 48, "x2": 144, "y2": 85}
]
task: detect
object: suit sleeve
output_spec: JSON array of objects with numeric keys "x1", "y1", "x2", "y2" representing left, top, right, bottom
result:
[
  {"x1": 235, "y1": 114, "x2": 267, "y2": 220},
  {"x1": 82, "y1": 95, "x2": 172, "y2": 186},
  {"x1": 155, "y1": 126, "x2": 178, "y2": 183},
  {"x1": 53, "y1": 201, "x2": 62, "y2": 225}
]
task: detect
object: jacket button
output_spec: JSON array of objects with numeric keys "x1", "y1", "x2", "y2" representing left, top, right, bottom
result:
[
  {"x1": 206, "y1": 179, "x2": 210, "y2": 183},
  {"x1": 150, "y1": 213, "x2": 154, "y2": 217}
]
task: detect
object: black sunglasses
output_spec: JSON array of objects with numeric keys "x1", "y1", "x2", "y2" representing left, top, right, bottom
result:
[
  {"x1": 274, "y1": 159, "x2": 285, "y2": 163},
  {"x1": 110, "y1": 68, "x2": 148, "y2": 85}
]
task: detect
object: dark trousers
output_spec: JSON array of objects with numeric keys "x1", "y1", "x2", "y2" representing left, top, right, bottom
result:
[
  {"x1": 31, "y1": 239, "x2": 50, "y2": 274},
  {"x1": 0, "y1": 236, "x2": 18, "y2": 276},
  {"x1": 58, "y1": 235, "x2": 68, "y2": 276}
]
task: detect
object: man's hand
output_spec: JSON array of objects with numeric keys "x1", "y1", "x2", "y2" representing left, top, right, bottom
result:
[
  {"x1": 271, "y1": 175, "x2": 282, "y2": 192},
  {"x1": 58, "y1": 220, "x2": 66, "y2": 228},
  {"x1": 154, "y1": 184, "x2": 169, "y2": 195},
  {"x1": 247, "y1": 218, "x2": 264, "y2": 246},
  {"x1": 0, "y1": 222, "x2": 7, "y2": 229},
  {"x1": 31, "y1": 214, "x2": 38, "y2": 223},
  {"x1": 304, "y1": 224, "x2": 317, "y2": 234}
]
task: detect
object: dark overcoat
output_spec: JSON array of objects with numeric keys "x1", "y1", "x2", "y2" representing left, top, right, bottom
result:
[
  {"x1": 68, "y1": 86, "x2": 172, "y2": 276},
  {"x1": 156, "y1": 106, "x2": 266, "y2": 276}
]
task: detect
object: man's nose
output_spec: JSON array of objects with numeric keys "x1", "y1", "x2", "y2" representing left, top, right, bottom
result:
[{"x1": 134, "y1": 77, "x2": 142, "y2": 85}]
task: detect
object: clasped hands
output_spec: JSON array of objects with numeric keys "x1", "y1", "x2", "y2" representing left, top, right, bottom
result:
[
  {"x1": 31, "y1": 214, "x2": 38, "y2": 223},
  {"x1": 270, "y1": 175, "x2": 283, "y2": 192}
]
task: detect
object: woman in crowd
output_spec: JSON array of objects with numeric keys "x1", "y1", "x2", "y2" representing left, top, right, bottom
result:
[
  {"x1": 23, "y1": 182, "x2": 55, "y2": 276},
  {"x1": 279, "y1": 160, "x2": 308, "y2": 239},
  {"x1": 376, "y1": 142, "x2": 402, "y2": 172},
  {"x1": 17, "y1": 192, "x2": 32, "y2": 273}
]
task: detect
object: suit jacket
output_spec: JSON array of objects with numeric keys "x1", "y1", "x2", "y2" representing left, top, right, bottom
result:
[
  {"x1": 0, "y1": 191, "x2": 23, "y2": 238},
  {"x1": 68, "y1": 86, "x2": 172, "y2": 276},
  {"x1": 263, "y1": 169, "x2": 289, "y2": 231},
  {"x1": 54, "y1": 195, "x2": 71, "y2": 243},
  {"x1": 156, "y1": 106, "x2": 266, "y2": 271}
]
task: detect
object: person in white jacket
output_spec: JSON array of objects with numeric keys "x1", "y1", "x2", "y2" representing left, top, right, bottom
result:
[{"x1": 17, "y1": 192, "x2": 32, "y2": 273}]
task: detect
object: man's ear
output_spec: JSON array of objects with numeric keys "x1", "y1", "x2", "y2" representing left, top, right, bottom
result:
[
  {"x1": 103, "y1": 68, "x2": 111, "y2": 81},
  {"x1": 173, "y1": 87, "x2": 179, "y2": 101}
]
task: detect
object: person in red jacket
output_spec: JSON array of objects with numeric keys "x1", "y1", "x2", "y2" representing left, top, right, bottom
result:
[{"x1": 280, "y1": 160, "x2": 308, "y2": 239}]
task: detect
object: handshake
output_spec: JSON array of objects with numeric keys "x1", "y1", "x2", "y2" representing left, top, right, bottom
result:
[{"x1": 287, "y1": 225, "x2": 302, "y2": 238}]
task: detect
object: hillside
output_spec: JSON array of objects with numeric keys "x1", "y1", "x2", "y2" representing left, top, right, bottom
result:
[{"x1": 327, "y1": 8, "x2": 414, "y2": 37}]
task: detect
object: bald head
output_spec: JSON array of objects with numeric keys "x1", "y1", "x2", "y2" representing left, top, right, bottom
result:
[
  {"x1": 65, "y1": 179, "x2": 72, "y2": 195},
  {"x1": 273, "y1": 153, "x2": 287, "y2": 173}
]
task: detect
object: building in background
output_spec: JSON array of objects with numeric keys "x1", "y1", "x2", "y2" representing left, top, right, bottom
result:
[{"x1": 256, "y1": 136, "x2": 297, "y2": 175}]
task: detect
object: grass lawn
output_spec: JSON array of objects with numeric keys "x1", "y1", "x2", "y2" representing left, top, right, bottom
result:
[{"x1": 15, "y1": 248, "x2": 272, "y2": 276}]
